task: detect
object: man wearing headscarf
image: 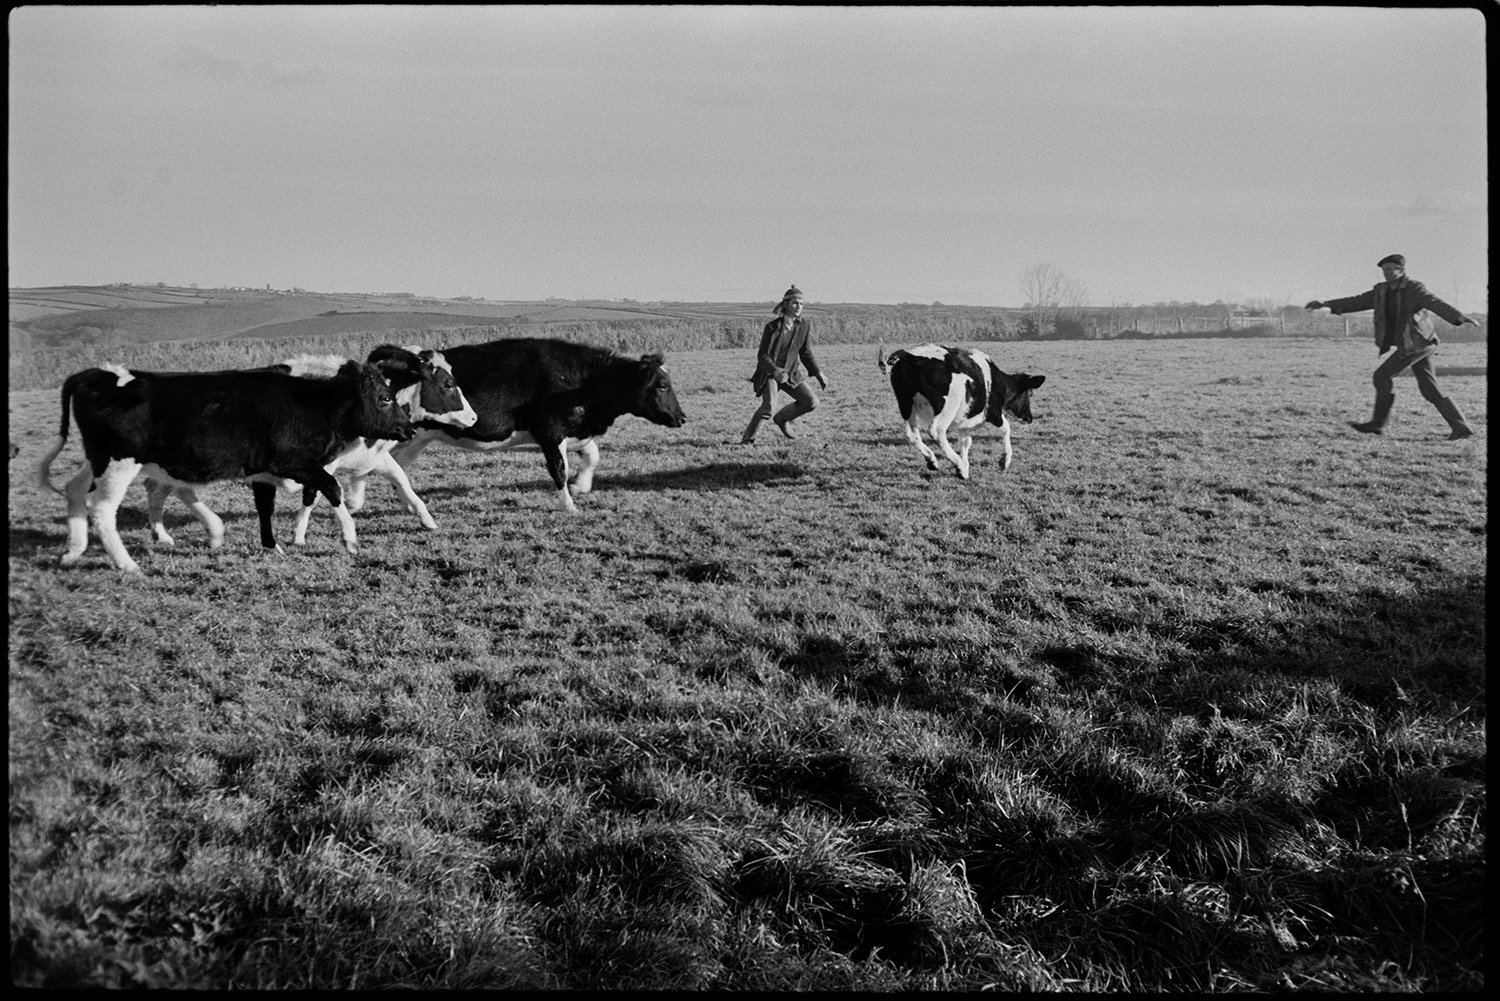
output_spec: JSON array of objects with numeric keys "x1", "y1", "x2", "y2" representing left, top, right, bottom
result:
[
  {"x1": 1307, "y1": 254, "x2": 1478, "y2": 440},
  {"x1": 741, "y1": 285, "x2": 828, "y2": 442}
]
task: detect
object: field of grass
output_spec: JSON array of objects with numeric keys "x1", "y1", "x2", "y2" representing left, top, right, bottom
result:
[{"x1": 8, "y1": 336, "x2": 1486, "y2": 989}]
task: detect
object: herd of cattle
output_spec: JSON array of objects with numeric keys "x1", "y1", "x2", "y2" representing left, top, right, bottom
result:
[{"x1": 25, "y1": 336, "x2": 1045, "y2": 574}]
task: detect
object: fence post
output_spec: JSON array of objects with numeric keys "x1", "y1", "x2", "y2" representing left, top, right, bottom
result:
[{"x1": 1344, "y1": 317, "x2": 1350, "y2": 338}]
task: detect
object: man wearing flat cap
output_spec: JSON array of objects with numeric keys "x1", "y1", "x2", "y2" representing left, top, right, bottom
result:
[
  {"x1": 741, "y1": 285, "x2": 828, "y2": 443},
  {"x1": 1306, "y1": 254, "x2": 1478, "y2": 440}
]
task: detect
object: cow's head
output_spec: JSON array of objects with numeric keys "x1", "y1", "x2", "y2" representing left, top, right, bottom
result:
[
  {"x1": 991, "y1": 365, "x2": 1046, "y2": 424},
  {"x1": 633, "y1": 354, "x2": 687, "y2": 428},
  {"x1": 340, "y1": 360, "x2": 416, "y2": 442},
  {"x1": 368, "y1": 345, "x2": 478, "y2": 428}
]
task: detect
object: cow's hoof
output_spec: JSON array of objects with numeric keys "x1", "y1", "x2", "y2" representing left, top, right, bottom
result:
[
  {"x1": 207, "y1": 537, "x2": 225, "y2": 550},
  {"x1": 59, "y1": 552, "x2": 83, "y2": 566}
]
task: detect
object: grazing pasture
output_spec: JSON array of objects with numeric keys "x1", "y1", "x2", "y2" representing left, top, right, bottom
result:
[{"x1": 8, "y1": 337, "x2": 1486, "y2": 990}]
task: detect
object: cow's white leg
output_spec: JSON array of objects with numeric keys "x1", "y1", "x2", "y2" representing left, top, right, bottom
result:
[
  {"x1": 374, "y1": 455, "x2": 437, "y2": 529},
  {"x1": 344, "y1": 473, "x2": 369, "y2": 513},
  {"x1": 569, "y1": 439, "x2": 600, "y2": 496},
  {"x1": 958, "y1": 433, "x2": 974, "y2": 475},
  {"x1": 903, "y1": 419, "x2": 940, "y2": 470},
  {"x1": 542, "y1": 441, "x2": 577, "y2": 513},
  {"x1": 91, "y1": 458, "x2": 145, "y2": 573},
  {"x1": 60, "y1": 465, "x2": 95, "y2": 565},
  {"x1": 931, "y1": 417, "x2": 968, "y2": 479},
  {"x1": 145, "y1": 478, "x2": 175, "y2": 545},
  {"x1": 176, "y1": 486, "x2": 225, "y2": 548},
  {"x1": 292, "y1": 491, "x2": 319, "y2": 546},
  {"x1": 330, "y1": 501, "x2": 358, "y2": 553},
  {"x1": 997, "y1": 416, "x2": 1013, "y2": 472}
]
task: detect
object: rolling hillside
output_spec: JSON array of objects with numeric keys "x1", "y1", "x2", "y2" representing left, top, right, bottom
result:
[{"x1": 7, "y1": 285, "x2": 736, "y2": 350}]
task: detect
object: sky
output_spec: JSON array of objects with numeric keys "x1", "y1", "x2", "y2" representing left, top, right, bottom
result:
[{"x1": 7, "y1": 5, "x2": 1489, "y2": 310}]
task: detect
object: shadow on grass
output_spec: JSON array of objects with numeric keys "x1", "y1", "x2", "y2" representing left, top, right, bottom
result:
[
  {"x1": 1149, "y1": 573, "x2": 1484, "y2": 721},
  {"x1": 599, "y1": 462, "x2": 807, "y2": 492},
  {"x1": 799, "y1": 572, "x2": 1485, "y2": 726}
]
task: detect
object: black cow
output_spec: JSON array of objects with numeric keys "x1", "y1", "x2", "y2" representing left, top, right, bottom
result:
[
  {"x1": 142, "y1": 345, "x2": 476, "y2": 549},
  {"x1": 387, "y1": 337, "x2": 687, "y2": 511},
  {"x1": 35, "y1": 360, "x2": 415, "y2": 573},
  {"x1": 879, "y1": 343, "x2": 1045, "y2": 478}
]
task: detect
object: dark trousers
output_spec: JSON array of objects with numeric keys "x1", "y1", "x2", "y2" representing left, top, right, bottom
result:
[
  {"x1": 742, "y1": 378, "x2": 818, "y2": 441},
  {"x1": 1368, "y1": 344, "x2": 1471, "y2": 434},
  {"x1": 751, "y1": 379, "x2": 818, "y2": 423},
  {"x1": 1372, "y1": 344, "x2": 1444, "y2": 402}
]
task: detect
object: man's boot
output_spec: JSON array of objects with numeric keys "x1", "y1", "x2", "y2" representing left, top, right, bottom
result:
[
  {"x1": 1433, "y1": 396, "x2": 1474, "y2": 440},
  {"x1": 1349, "y1": 392, "x2": 1395, "y2": 435}
]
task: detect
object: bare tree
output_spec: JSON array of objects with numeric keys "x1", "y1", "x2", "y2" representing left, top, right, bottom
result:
[{"x1": 1019, "y1": 262, "x2": 1088, "y2": 337}]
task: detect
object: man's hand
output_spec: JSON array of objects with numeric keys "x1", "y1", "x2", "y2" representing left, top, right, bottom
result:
[
  {"x1": 816, "y1": 373, "x2": 828, "y2": 390},
  {"x1": 1304, "y1": 301, "x2": 1324, "y2": 310},
  {"x1": 1460, "y1": 314, "x2": 1479, "y2": 326}
]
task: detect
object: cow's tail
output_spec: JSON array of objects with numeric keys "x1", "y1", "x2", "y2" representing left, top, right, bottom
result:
[{"x1": 34, "y1": 371, "x2": 83, "y2": 495}]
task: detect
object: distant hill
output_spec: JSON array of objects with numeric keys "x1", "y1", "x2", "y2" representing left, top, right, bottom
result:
[
  {"x1": 7, "y1": 285, "x2": 743, "y2": 350},
  {"x1": 10, "y1": 283, "x2": 1485, "y2": 359}
]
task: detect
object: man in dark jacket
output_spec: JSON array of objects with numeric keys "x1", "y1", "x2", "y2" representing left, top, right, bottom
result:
[
  {"x1": 741, "y1": 285, "x2": 828, "y2": 442},
  {"x1": 1307, "y1": 254, "x2": 1478, "y2": 439}
]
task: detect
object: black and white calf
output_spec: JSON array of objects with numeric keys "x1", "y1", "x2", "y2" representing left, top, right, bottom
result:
[
  {"x1": 35, "y1": 360, "x2": 415, "y2": 573},
  {"x1": 880, "y1": 343, "x2": 1045, "y2": 478},
  {"x1": 144, "y1": 345, "x2": 476, "y2": 548},
  {"x1": 386, "y1": 337, "x2": 688, "y2": 512}
]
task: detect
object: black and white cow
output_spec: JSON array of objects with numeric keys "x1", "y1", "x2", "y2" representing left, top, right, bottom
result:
[
  {"x1": 879, "y1": 343, "x2": 1045, "y2": 479},
  {"x1": 35, "y1": 360, "x2": 415, "y2": 573},
  {"x1": 383, "y1": 337, "x2": 687, "y2": 512},
  {"x1": 142, "y1": 345, "x2": 476, "y2": 548}
]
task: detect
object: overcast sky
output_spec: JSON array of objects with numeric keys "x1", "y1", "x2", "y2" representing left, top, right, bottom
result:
[{"x1": 8, "y1": 5, "x2": 1488, "y2": 309}]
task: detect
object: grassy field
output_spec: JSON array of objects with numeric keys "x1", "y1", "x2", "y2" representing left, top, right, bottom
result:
[{"x1": 8, "y1": 336, "x2": 1486, "y2": 989}]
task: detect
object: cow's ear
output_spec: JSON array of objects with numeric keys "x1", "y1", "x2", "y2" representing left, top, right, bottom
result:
[
  {"x1": 1030, "y1": 374, "x2": 1046, "y2": 388},
  {"x1": 641, "y1": 353, "x2": 665, "y2": 369},
  {"x1": 368, "y1": 345, "x2": 424, "y2": 387},
  {"x1": 368, "y1": 344, "x2": 421, "y2": 371}
]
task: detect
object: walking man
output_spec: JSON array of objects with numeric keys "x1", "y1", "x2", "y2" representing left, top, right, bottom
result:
[{"x1": 1306, "y1": 254, "x2": 1478, "y2": 440}]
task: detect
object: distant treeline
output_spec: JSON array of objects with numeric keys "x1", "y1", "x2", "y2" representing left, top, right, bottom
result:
[{"x1": 7, "y1": 309, "x2": 1486, "y2": 391}]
